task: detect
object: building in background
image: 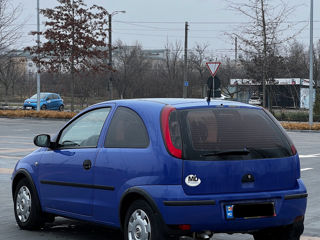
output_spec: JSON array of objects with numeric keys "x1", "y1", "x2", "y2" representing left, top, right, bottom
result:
[{"x1": 230, "y1": 78, "x2": 317, "y2": 109}]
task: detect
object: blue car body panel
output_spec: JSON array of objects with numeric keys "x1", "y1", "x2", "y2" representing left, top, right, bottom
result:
[{"x1": 12, "y1": 98, "x2": 308, "y2": 233}]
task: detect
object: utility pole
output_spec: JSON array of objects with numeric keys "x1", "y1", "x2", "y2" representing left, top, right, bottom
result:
[
  {"x1": 107, "y1": 11, "x2": 125, "y2": 100},
  {"x1": 235, "y1": 37, "x2": 238, "y2": 62},
  {"x1": 108, "y1": 14, "x2": 113, "y2": 100},
  {"x1": 36, "y1": 0, "x2": 41, "y2": 111},
  {"x1": 183, "y1": 21, "x2": 189, "y2": 98},
  {"x1": 309, "y1": 0, "x2": 314, "y2": 126}
]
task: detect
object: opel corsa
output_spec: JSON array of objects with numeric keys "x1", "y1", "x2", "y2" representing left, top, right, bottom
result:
[{"x1": 12, "y1": 98, "x2": 307, "y2": 240}]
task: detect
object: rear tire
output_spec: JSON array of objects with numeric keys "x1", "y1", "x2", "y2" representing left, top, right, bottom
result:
[
  {"x1": 58, "y1": 105, "x2": 64, "y2": 111},
  {"x1": 13, "y1": 178, "x2": 44, "y2": 230},
  {"x1": 123, "y1": 199, "x2": 166, "y2": 240},
  {"x1": 253, "y1": 219, "x2": 304, "y2": 240}
]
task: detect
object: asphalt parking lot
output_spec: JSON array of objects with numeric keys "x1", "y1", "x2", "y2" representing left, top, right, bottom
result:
[{"x1": 0, "y1": 118, "x2": 319, "y2": 240}]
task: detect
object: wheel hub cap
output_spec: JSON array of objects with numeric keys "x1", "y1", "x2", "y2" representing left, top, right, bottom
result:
[
  {"x1": 128, "y1": 209, "x2": 151, "y2": 240},
  {"x1": 16, "y1": 186, "x2": 32, "y2": 223}
]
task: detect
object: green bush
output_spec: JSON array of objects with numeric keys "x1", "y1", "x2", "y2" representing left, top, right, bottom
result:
[{"x1": 272, "y1": 110, "x2": 320, "y2": 122}]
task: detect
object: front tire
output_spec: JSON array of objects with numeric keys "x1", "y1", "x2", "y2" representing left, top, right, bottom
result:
[
  {"x1": 14, "y1": 178, "x2": 44, "y2": 230},
  {"x1": 58, "y1": 105, "x2": 64, "y2": 111},
  {"x1": 124, "y1": 200, "x2": 166, "y2": 240},
  {"x1": 253, "y1": 219, "x2": 304, "y2": 240},
  {"x1": 41, "y1": 104, "x2": 47, "y2": 110}
]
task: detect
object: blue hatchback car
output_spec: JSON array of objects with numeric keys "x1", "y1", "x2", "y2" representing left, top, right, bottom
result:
[
  {"x1": 23, "y1": 92, "x2": 64, "y2": 111},
  {"x1": 12, "y1": 98, "x2": 307, "y2": 240}
]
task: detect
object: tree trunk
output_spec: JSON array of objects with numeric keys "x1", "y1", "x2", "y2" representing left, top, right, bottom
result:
[
  {"x1": 260, "y1": 0, "x2": 268, "y2": 108},
  {"x1": 71, "y1": 68, "x2": 74, "y2": 112}
]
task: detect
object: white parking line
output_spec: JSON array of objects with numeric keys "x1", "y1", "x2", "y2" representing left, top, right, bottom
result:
[
  {"x1": 300, "y1": 153, "x2": 320, "y2": 158},
  {"x1": 0, "y1": 155, "x2": 21, "y2": 159},
  {"x1": 0, "y1": 168, "x2": 13, "y2": 174},
  {"x1": 301, "y1": 168, "x2": 313, "y2": 172},
  {"x1": 301, "y1": 237, "x2": 320, "y2": 240},
  {"x1": 0, "y1": 148, "x2": 36, "y2": 153}
]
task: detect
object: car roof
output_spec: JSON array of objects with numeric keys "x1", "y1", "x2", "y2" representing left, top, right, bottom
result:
[
  {"x1": 94, "y1": 98, "x2": 260, "y2": 110},
  {"x1": 41, "y1": 92, "x2": 58, "y2": 95}
]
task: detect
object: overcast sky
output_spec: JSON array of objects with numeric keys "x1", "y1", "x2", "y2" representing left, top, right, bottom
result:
[{"x1": 11, "y1": 0, "x2": 320, "y2": 59}]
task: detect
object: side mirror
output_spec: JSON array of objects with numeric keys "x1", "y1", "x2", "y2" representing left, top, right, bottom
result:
[{"x1": 34, "y1": 134, "x2": 51, "y2": 147}]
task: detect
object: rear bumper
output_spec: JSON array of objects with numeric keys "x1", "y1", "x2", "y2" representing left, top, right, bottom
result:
[{"x1": 139, "y1": 179, "x2": 307, "y2": 232}]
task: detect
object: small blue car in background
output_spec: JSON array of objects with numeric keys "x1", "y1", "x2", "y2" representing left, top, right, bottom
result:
[
  {"x1": 12, "y1": 98, "x2": 307, "y2": 240},
  {"x1": 23, "y1": 92, "x2": 64, "y2": 111}
]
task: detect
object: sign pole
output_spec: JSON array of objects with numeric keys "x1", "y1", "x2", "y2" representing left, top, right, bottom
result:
[{"x1": 205, "y1": 62, "x2": 221, "y2": 104}]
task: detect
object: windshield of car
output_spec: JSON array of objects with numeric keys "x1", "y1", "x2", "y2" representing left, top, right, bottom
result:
[
  {"x1": 30, "y1": 93, "x2": 48, "y2": 99},
  {"x1": 179, "y1": 107, "x2": 292, "y2": 160}
]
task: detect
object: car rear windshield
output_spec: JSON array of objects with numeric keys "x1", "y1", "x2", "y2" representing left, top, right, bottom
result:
[{"x1": 178, "y1": 107, "x2": 292, "y2": 160}]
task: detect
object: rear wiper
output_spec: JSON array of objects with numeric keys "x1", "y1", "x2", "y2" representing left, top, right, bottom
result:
[{"x1": 201, "y1": 148, "x2": 250, "y2": 157}]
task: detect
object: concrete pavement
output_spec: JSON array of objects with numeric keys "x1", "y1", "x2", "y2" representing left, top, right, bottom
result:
[{"x1": 0, "y1": 118, "x2": 319, "y2": 240}]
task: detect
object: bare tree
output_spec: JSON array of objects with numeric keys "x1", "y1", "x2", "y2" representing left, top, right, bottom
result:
[
  {"x1": 283, "y1": 41, "x2": 308, "y2": 78},
  {"x1": 0, "y1": 56, "x2": 24, "y2": 103},
  {"x1": 228, "y1": 0, "x2": 301, "y2": 107},
  {"x1": 27, "y1": 0, "x2": 109, "y2": 111},
  {"x1": 189, "y1": 43, "x2": 209, "y2": 97},
  {"x1": 113, "y1": 41, "x2": 150, "y2": 98},
  {"x1": 158, "y1": 41, "x2": 184, "y2": 97},
  {"x1": 0, "y1": 0, "x2": 22, "y2": 53}
]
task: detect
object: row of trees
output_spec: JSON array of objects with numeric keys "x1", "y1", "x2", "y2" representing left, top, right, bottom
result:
[
  {"x1": 10, "y1": 39, "x2": 318, "y2": 99},
  {"x1": 0, "y1": 0, "x2": 319, "y2": 114}
]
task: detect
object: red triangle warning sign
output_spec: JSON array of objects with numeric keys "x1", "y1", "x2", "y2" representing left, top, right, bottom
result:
[{"x1": 206, "y1": 62, "x2": 221, "y2": 77}]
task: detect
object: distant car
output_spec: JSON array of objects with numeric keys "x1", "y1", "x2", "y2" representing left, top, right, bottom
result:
[
  {"x1": 12, "y1": 98, "x2": 307, "y2": 240},
  {"x1": 23, "y1": 93, "x2": 64, "y2": 111},
  {"x1": 249, "y1": 96, "x2": 262, "y2": 105}
]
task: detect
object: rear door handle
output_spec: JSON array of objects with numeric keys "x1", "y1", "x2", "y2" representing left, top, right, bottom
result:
[{"x1": 83, "y1": 160, "x2": 92, "y2": 170}]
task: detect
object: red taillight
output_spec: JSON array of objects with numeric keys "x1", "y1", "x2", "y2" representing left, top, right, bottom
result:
[
  {"x1": 178, "y1": 224, "x2": 191, "y2": 231},
  {"x1": 161, "y1": 105, "x2": 182, "y2": 159},
  {"x1": 291, "y1": 144, "x2": 297, "y2": 156}
]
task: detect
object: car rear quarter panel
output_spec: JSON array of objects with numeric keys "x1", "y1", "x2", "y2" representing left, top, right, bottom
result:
[{"x1": 92, "y1": 101, "x2": 183, "y2": 226}]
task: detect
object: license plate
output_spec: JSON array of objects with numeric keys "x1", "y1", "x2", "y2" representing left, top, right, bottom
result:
[
  {"x1": 225, "y1": 205, "x2": 235, "y2": 219},
  {"x1": 26, "y1": 107, "x2": 32, "y2": 110},
  {"x1": 225, "y1": 202, "x2": 275, "y2": 220}
]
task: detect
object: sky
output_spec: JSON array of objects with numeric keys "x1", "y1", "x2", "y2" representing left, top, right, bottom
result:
[{"x1": 10, "y1": 0, "x2": 320, "y2": 60}]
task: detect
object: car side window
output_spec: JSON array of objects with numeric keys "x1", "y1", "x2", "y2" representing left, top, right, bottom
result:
[
  {"x1": 58, "y1": 108, "x2": 111, "y2": 148},
  {"x1": 105, "y1": 107, "x2": 149, "y2": 148}
]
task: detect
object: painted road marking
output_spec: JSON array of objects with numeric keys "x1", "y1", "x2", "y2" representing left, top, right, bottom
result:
[
  {"x1": 0, "y1": 148, "x2": 36, "y2": 153},
  {"x1": 0, "y1": 136, "x2": 31, "y2": 139},
  {"x1": 300, "y1": 153, "x2": 320, "y2": 158},
  {"x1": 0, "y1": 155, "x2": 21, "y2": 159},
  {"x1": 301, "y1": 168, "x2": 314, "y2": 172},
  {"x1": 301, "y1": 237, "x2": 320, "y2": 240},
  {"x1": 0, "y1": 168, "x2": 13, "y2": 174},
  {"x1": 0, "y1": 141, "x2": 34, "y2": 145}
]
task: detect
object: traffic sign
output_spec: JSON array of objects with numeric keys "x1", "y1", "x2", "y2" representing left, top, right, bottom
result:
[{"x1": 206, "y1": 62, "x2": 221, "y2": 77}]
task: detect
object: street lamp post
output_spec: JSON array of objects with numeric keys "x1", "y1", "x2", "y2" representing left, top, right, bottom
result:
[
  {"x1": 309, "y1": 0, "x2": 314, "y2": 126},
  {"x1": 107, "y1": 10, "x2": 125, "y2": 100},
  {"x1": 36, "y1": 0, "x2": 41, "y2": 111}
]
